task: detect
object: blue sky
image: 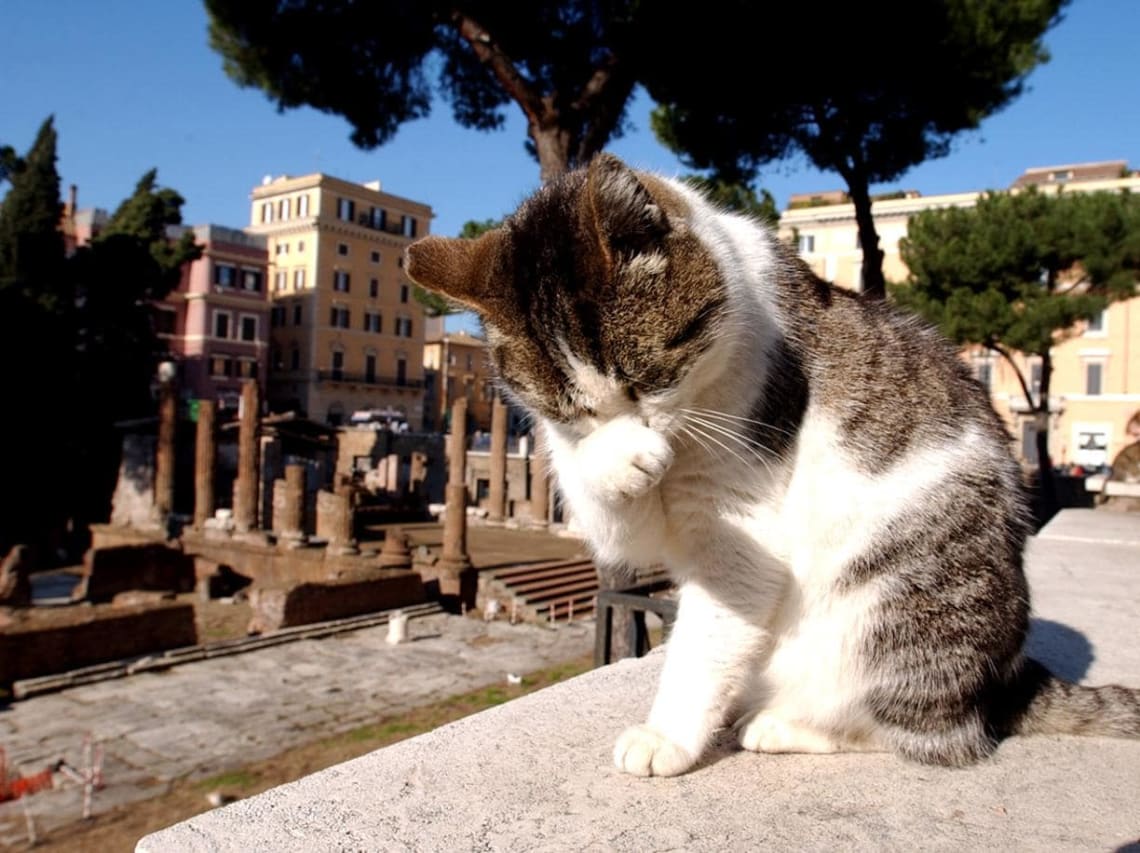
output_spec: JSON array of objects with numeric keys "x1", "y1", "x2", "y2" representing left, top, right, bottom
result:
[{"x1": 3, "y1": 0, "x2": 1138, "y2": 243}]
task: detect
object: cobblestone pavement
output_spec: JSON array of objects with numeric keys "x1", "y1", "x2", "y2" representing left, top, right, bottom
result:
[{"x1": 0, "y1": 614, "x2": 595, "y2": 845}]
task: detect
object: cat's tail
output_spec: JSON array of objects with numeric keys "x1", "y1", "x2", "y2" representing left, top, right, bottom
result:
[{"x1": 1002, "y1": 657, "x2": 1140, "y2": 738}]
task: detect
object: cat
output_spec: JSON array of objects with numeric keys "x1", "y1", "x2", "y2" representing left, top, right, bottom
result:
[{"x1": 405, "y1": 153, "x2": 1140, "y2": 777}]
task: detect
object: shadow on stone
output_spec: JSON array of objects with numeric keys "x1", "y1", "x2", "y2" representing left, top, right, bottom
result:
[{"x1": 1024, "y1": 617, "x2": 1094, "y2": 682}]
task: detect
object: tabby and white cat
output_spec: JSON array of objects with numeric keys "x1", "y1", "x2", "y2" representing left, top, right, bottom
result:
[{"x1": 406, "y1": 154, "x2": 1139, "y2": 777}]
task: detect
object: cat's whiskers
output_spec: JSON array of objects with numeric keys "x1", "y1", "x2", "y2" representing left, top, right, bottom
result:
[
  {"x1": 681, "y1": 420, "x2": 758, "y2": 473},
  {"x1": 678, "y1": 423, "x2": 717, "y2": 459},
  {"x1": 681, "y1": 406, "x2": 799, "y2": 442},
  {"x1": 682, "y1": 413, "x2": 779, "y2": 479}
]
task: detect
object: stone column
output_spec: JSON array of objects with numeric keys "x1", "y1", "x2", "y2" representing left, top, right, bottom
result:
[
  {"x1": 319, "y1": 486, "x2": 358, "y2": 556},
  {"x1": 529, "y1": 428, "x2": 550, "y2": 527},
  {"x1": 154, "y1": 378, "x2": 177, "y2": 521},
  {"x1": 193, "y1": 399, "x2": 216, "y2": 529},
  {"x1": 488, "y1": 395, "x2": 508, "y2": 523},
  {"x1": 439, "y1": 398, "x2": 471, "y2": 575},
  {"x1": 280, "y1": 463, "x2": 307, "y2": 547},
  {"x1": 234, "y1": 380, "x2": 260, "y2": 533}
]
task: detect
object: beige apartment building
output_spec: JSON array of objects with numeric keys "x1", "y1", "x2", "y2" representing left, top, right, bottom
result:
[
  {"x1": 247, "y1": 174, "x2": 432, "y2": 428},
  {"x1": 780, "y1": 161, "x2": 1140, "y2": 468},
  {"x1": 422, "y1": 326, "x2": 497, "y2": 432}
]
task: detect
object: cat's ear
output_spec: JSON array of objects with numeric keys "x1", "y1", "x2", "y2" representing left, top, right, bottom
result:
[
  {"x1": 585, "y1": 153, "x2": 670, "y2": 265},
  {"x1": 405, "y1": 234, "x2": 500, "y2": 314}
]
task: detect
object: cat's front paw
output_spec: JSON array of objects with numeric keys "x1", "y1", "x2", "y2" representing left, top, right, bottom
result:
[
  {"x1": 578, "y1": 419, "x2": 673, "y2": 503},
  {"x1": 613, "y1": 724, "x2": 695, "y2": 777}
]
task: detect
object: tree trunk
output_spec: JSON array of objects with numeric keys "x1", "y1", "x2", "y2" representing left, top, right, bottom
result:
[
  {"x1": 844, "y1": 173, "x2": 886, "y2": 299},
  {"x1": 532, "y1": 122, "x2": 573, "y2": 184}
]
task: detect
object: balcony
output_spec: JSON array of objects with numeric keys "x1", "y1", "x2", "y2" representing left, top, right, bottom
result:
[{"x1": 314, "y1": 369, "x2": 423, "y2": 389}]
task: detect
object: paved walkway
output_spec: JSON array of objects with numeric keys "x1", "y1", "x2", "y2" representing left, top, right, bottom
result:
[{"x1": 0, "y1": 613, "x2": 595, "y2": 845}]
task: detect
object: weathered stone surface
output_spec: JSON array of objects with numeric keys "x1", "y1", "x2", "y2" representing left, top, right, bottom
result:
[
  {"x1": 110, "y1": 434, "x2": 158, "y2": 530},
  {"x1": 247, "y1": 573, "x2": 425, "y2": 633},
  {"x1": 488, "y1": 395, "x2": 508, "y2": 522},
  {"x1": 0, "y1": 602, "x2": 197, "y2": 684},
  {"x1": 72, "y1": 544, "x2": 195, "y2": 603},
  {"x1": 154, "y1": 379, "x2": 177, "y2": 520}
]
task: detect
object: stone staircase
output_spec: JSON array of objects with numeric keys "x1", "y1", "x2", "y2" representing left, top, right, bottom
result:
[{"x1": 477, "y1": 558, "x2": 599, "y2": 623}]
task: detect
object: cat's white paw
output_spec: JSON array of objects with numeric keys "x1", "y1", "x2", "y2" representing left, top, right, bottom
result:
[
  {"x1": 738, "y1": 712, "x2": 841, "y2": 754},
  {"x1": 613, "y1": 724, "x2": 695, "y2": 777},
  {"x1": 578, "y1": 419, "x2": 673, "y2": 503}
]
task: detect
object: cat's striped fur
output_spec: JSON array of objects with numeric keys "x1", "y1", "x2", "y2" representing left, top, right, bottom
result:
[{"x1": 406, "y1": 154, "x2": 1140, "y2": 776}]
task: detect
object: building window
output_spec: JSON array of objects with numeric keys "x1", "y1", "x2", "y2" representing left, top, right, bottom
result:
[
  {"x1": 1086, "y1": 310, "x2": 1106, "y2": 335},
  {"x1": 369, "y1": 278, "x2": 379, "y2": 298},
  {"x1": 395, "y1": 316, "x2": 413, "y2": 338},
  {"x1": 400, "y1": 284, "x2": 409, "y2": 303},
  {"x1": 278, "y1": 198, "x2": 290, "y2": 220},
  {"x1": 213, "y1": 311, "x2": 231, "y2": 339},
  {"x1": 237, "y1": 359, "x2": 258, "y2": 379},
  {"x1": 293, "y1": 268, "x2": 305, "y2": 290},
  {"x1": 331, "y1": 350, "x2": 344, "y2": 381},
  {"x1": 466, "y1": 353, "x2": 473, "y2": 371},
  {"x1": 365, "y1": 353, "x2": 377, "y2": 383},
  {"x1": 260, "y1": 202, "x2": 273, "y2": 224},
  {"x1": 337, "y1": 242, "x2": 349, "y2": 257},
  {"x1": 364, "y1": 311, "x2": 382, "y2": 333},
  {"x1": 209, "y1": 355, "x2": 233, "y2": 378},
  {"x1": 401, "y1": 215, "x2": 417, "y2": 238},
  {"x1": 271, "y1": 346, "x2": 283, "y2": 370},
  {"x1": 370, "y1": 207, "x2": 386, "y2": 230},
  {"x1": 1086, "y1": 362, "x2": 1103, "y2": 396},
  {"x1": 240, "y1": 316, "x2": 257, "y2": 342},
  {"x1": 330, "y1": 306, "x2": 351, "y2": 328},
  {"x1": 448, "y1": 353, "x2": 456, "y2": 366},
  {"x1": 290, "y1": 347, "x2": 300, "y2": 370},
  {"x1": 274, "y1": 271, "x2": 287, "y2": 291},
  {"x1": 337, "y1": 198, "x2": 355, "y2": 222},
  {"x1": 297, "y1": 194, "x2": 310, "y2": 217},
  {"x1": 797, "y1": 234, "x2": 815, "y2": 254},
  {"x1": 293, "y1": 304, "x2": 302, "y2": 325},
  {"x1": 213, "y1": 263, "x2": 237, "y2": 288},
  {"x1": 396, "y1": 357, "x2": 407, "y2": 386},
  {"x1": 242, "y1": 269, "x2": 263, "y2": 291},
  {"x1": 271, "y1": 306, "x2": 286, "y2": 327},
  {"x1": 1030, "y1": 361, "x2": 1043, "y2": 405},
  {"x1": 370, "y1": 250, "x2": 381, "y2": 264},
  {"x1": 333, "y1": 271, "x2": 351, "y2": 293}
]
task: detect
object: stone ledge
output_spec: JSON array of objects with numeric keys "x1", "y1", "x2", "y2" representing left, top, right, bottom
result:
[{"x1": 140, "y1": 510, "x2": 1140, "y2": 851}]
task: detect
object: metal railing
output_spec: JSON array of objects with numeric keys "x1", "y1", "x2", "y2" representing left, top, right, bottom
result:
[
  {"x1": 593, "y1": 578, "x2": 678, "y2": 667},
  {"x1": 314, "y1": 369, "x2": 424, "y2": 389}
]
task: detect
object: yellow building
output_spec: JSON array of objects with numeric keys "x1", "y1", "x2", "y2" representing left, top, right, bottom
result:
[
  {"x1": 247, "y1": 174, "x2": 432, "y2": 428},
  {"x1": 422, "y1": 324, "x2": 496, "y2": 432},
  {"x1": 780, "y1": 161, "x2": 1140, "y2": 468}
]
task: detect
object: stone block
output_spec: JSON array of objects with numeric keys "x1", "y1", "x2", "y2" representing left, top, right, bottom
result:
[
  {"x1": 247, "y1": 572, "x2": 425, "y2": 633},
  {"x1": 72, "y1": 543, "x2": 195, "y2": 603},
  {"x1": 0, "y1": 602, "x2": 197, "y2": 684}
]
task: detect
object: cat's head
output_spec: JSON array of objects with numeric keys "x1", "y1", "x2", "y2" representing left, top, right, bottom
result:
[{"x1": 406, "y1": 154, "x2": 729, "y2": 434}]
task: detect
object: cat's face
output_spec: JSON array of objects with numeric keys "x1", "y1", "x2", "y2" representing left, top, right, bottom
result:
[{"x1": 406, "y1": 155, "x2": 728, "y2": 436}]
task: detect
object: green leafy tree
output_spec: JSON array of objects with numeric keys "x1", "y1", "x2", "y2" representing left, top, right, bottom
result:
[
  {"x1": 894, "y1": 188, "x2": 1140, "y2": 514},
  {"x1": 205, "y1": 0, "x2": 643, "y2": 182},
  {"x1": 0, "y1": 118, "x2": 73, "y2": 553},
  {"x1": 68, "y1": 171, "x2": 201, "y2": 527},
  {"x1": 414, "y1": 218, "x2": 502, "y2": 316},
  {"x1": 645, "y1": 0, "x2": 1067, "y2": 299}
]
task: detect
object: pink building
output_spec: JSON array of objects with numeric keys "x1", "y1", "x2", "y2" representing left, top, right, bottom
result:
[{"x1": 158, "y1": 225, "x2": 270, "y2": 412}]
